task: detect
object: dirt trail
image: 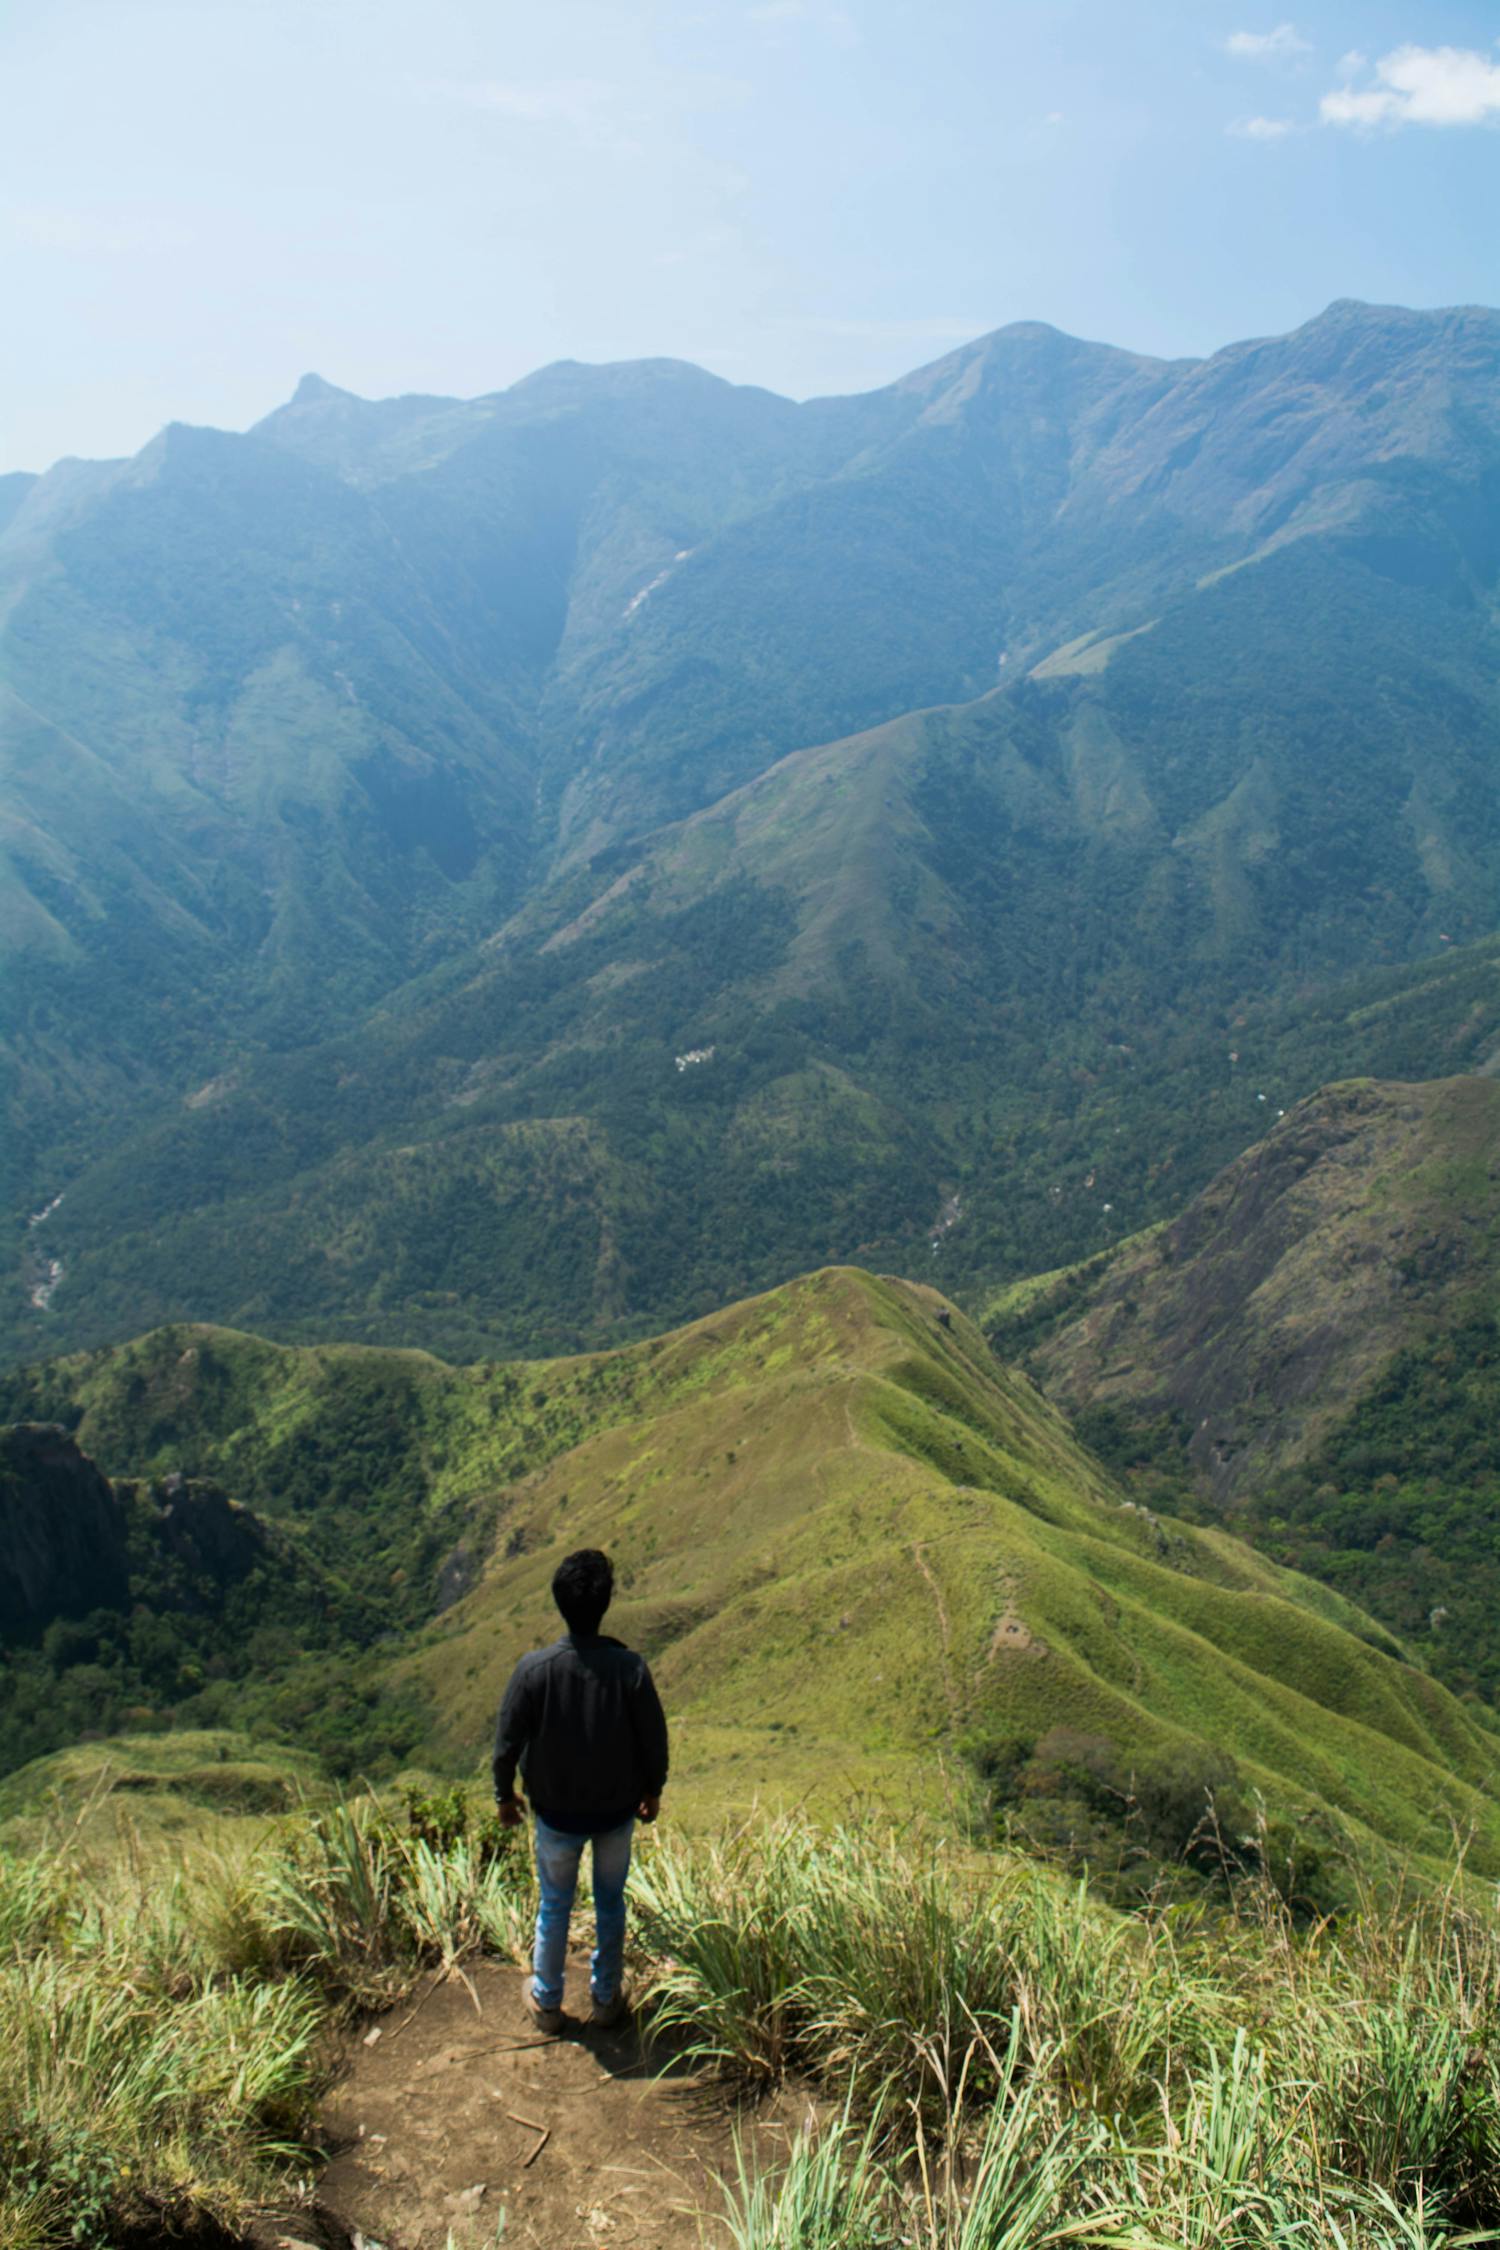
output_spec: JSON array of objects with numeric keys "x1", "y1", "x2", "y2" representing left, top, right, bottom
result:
[
  {"x1": 912, "y1": 1541, "x2": 959, "y2": 1721},
  {"x1": 313, "y1": 1954, "x2": 797, "y2": 2250}
]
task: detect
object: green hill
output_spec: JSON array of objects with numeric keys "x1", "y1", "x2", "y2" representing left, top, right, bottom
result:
[
  {"x1": 0, "y1": 1727, "x2": 330, "y2": 1853},
  {"x1": 6, "y1": 300, "x2": 1500, "y2": 1364},
  {"x1": 7, "y1": 1267, "x2": 1498, "y2": 1879},
  {"x1": 994, "y1": 1076, "x2": 1500, "y2": 1699}
]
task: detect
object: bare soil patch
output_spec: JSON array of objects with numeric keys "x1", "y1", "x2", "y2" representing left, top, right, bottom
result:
[{"x1": 313, "y1": 1955, "x2": 797, "y2": 2250}]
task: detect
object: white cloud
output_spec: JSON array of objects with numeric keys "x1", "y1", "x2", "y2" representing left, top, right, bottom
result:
[
  {"x1": 1227, "y1": 24, "x2": 1312, "y2": 61},
  {"x1": 1321, "y1": 43, "x2": 1500, "y2": 128},
  {"x1": 1228, "y1": 115, "x2": 1294, "y2": 139},
  {"x1": 1320, "y1": 85, "x2": 1396, "y2": 126}
]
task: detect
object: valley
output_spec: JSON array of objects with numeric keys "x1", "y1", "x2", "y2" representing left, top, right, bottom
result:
[{"x1": 5, "y1": 300, "x2": 1499, "y2": 1363}]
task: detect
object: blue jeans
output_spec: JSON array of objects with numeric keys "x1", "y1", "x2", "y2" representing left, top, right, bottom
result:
[{"x1": 531, "y1": 1815, "x2": 635, "y2": 2011}]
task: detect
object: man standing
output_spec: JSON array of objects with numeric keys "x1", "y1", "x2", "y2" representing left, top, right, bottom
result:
[{"x1": 493, "y1": 1548, "x2": 669, "y2": 2032}]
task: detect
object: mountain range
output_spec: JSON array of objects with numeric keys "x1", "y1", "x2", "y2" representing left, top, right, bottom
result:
[{"x1": 5, "y1": 297, "x2": 1500, "y2": 1364}]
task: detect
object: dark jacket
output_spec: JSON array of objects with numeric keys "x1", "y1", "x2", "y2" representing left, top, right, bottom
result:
[{"x1": 492, "y1": 1631, "x2": 669, "y2": 1833}]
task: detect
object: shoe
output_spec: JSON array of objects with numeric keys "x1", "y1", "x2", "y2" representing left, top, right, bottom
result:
[
  {"x1": 524, "y1": 1982, "x2": 564, "y2": 2034},
  {"x1": 588, "y1": 1989, "x2": 629, "y2": 2029}
]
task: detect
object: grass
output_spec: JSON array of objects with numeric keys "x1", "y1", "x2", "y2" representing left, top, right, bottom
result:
[
  {"x1": 11, "y1": 1269, "x2": 1500, "y2": 1873},
  {"x1": 3, "y1": 1796, "x2": 1500, "y2": 2246},
  {"x1": 0, "y1": 1729, "x2": 332, "y2": 1853},
  {"x1": 0, "y1": 1786, "x2": 532, "y2": 2246},
  {"x1": 655, "y1": 1820, "x2": 1500, "y2": 2248}
]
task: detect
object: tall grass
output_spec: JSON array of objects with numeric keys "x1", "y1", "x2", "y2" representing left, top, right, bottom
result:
[
  {"x1": 631, "y1": 1821, "x2": 1222, "y2": 2124},
  {"x1": 0, "y1": 1798, "x2": 532, "y2": 2247},
  {"x1": 3, "y1": 1806, "x2": 1499, "y2": 2248},
  {"x1": 630, "y1": 1819, "x2": 1500, "y2": 2247}
]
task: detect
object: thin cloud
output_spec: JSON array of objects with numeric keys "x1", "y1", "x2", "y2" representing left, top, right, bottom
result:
[
  {"x1": 3, "y1": 203, "x2": 194, "y2": 255},
  {"x1": 1321, "y1": 43, "x2": 1500, "y2": 128},
  {"x1": 1228, "y1": 115, "x2": 1294, "y2": 139},
  {"x1": 437, "y1": 78, "x2": 623, "y2": 133},
  {"x1": 1227, "y1": 25, "x2": 1312, "y2": 61},
  {"x1": 746, "y1": 0, "x2": 859, "y2": 46}
]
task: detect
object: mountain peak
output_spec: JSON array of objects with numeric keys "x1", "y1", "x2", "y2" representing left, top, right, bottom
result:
[{"x1": 290, "y1": 372, "x2": 353, "y2": 407}]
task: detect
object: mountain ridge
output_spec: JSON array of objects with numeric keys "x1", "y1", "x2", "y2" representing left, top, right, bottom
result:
[
  {"x1": 5, "y1": 294, "x2": 1498, "y2": 1361},
  {"x1": 993, "y1": 1072, "x2": 1500, "y2": 1698},
  {"x1": 24, "y1": 296, "x2": 1496, "y2": 483},
  {"x1": 5, "y1": 1263, "x2": 1499, "y2": 1874}
]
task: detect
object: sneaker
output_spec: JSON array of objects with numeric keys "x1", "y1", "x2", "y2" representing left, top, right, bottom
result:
[
  {"x1": 524, "y1": 1982, "x2": 564, "y2": 2034},
  {"x1": 588, "y1": 1989, "x2": 629, "y2": 2029}
]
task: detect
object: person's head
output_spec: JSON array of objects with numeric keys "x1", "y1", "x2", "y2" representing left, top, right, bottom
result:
[{"x1": 552, "y1": 1548, "x2": 614, "y2": 1635}]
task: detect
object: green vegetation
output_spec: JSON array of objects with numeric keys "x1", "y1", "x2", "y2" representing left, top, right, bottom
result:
[
  {"x1": 5, "y1": 1797, "x2": 1500, "y2": 2246},
  {"x1": 0, "y1": 1730, "x2": 331, "y2": 1850},
  {"x1": 0, "y1": 1418, "x2": 430, "y2": 1782},
  {"x1": 0, "y1": 1776, "x2": 530, "y2": 2245},
  {"x1": 1008, "y1": 1078, "x2": 1500, "y2": 1703},
  {"x1": 643, "y1": 1821, "x2": 1500, "y2": 2244},
  {"x1": 1244, "y1": 1314, "x2": 1500, "y2": 1702},
  {"x1": 6, "y1": 1267, "x2": 1497, "y2": 1876},
  {"x1": 7, "y1": 304, "x2": 1500, "y2": 1365}
]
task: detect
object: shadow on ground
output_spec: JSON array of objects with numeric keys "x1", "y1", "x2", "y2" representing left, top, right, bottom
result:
[{"x1": 292, "y1": 1954, "x2": 800, "y2": 2250}]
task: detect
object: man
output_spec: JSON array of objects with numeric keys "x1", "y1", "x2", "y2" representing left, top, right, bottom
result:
[{"x1": 492, "y1": 1547, "x2": 669, "y2": 2032}]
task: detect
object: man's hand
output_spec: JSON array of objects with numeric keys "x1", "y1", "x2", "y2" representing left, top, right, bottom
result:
[
  {"x1": 496, "y1": 1793, "x2": 526, "y2": 1829},
  {"x1": 637, "y1": 1794, "x2": 661, "y2": 1824}
]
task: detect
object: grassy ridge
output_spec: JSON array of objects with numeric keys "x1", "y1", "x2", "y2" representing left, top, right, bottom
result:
[
  {"x1": 8, "y1": 1267, "x2": 1500, "y2": 1873},
  {"x1": 369, "y1": 1270, "x2": 1500, "y2": 1867}
]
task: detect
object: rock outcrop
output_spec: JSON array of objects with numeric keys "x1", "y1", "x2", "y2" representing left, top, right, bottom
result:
[{"x1": 0, "y1": 1423, "x2": 130, "y2": 1635}]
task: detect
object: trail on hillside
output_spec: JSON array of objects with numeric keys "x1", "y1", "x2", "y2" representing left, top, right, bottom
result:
[
  {"x1": 911, "y1": 1540, "x2": 960, "y2": 1722},
  {"x1": 314, "y1": 1952, "x2": 798, "y2": 2250}
]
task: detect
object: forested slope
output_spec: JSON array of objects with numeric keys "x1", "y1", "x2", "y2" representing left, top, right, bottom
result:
[
  {"x1": 993, "y1": 1075, "x2": 1500, "y2": 1699},
  {"x1": 5, "y1": 299, "x2": 1499, "y2": 1360}
]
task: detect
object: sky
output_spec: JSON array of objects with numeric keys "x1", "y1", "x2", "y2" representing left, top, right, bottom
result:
[{"x1": 3, "y1": 0, "x2": 1498, "y2": 472}]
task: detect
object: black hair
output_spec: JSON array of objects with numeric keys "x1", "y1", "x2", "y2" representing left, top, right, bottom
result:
[{"x1": 552, "y1": 1548, "x2": 614, "y2": 1634}]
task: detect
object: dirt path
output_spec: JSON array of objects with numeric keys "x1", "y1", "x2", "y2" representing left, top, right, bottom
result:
[
  {"x1": 912, "y1": 1540, "x2": 959, "y2": 1721},
  {"x1": 314, "y1": 1954, "x2": 797, "y2": 2250}
]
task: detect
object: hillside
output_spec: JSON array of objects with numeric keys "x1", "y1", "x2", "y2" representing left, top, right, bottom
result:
[
  {"x1": 6, "y1": 299, "x2": 1500, "y2": 1363},
  {"x1": 0, "y1": 1727, "x2": 331, "y2": 1854},
  {"x1": 995, "y1": 1076, "x2": 1500, "y2": 1697},
  {"x1": 19, "y1": 835, "x2": 1500, "y2": 1368},
  {"x1": 6, "y1": 1266, "x2": 1499, "y2": 1878},
  {"x1": 0, "y1": 1421, "x2": 355, "y2": 1778}
]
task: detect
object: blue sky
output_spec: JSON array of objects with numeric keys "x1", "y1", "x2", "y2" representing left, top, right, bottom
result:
[{"x1": 3, "y1": 0, "x2": 1498, "y2": 470}]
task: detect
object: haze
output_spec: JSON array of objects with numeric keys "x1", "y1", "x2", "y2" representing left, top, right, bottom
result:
[{"x1": 4, "y1": 0, "x2": 1499, "y2": 472}]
